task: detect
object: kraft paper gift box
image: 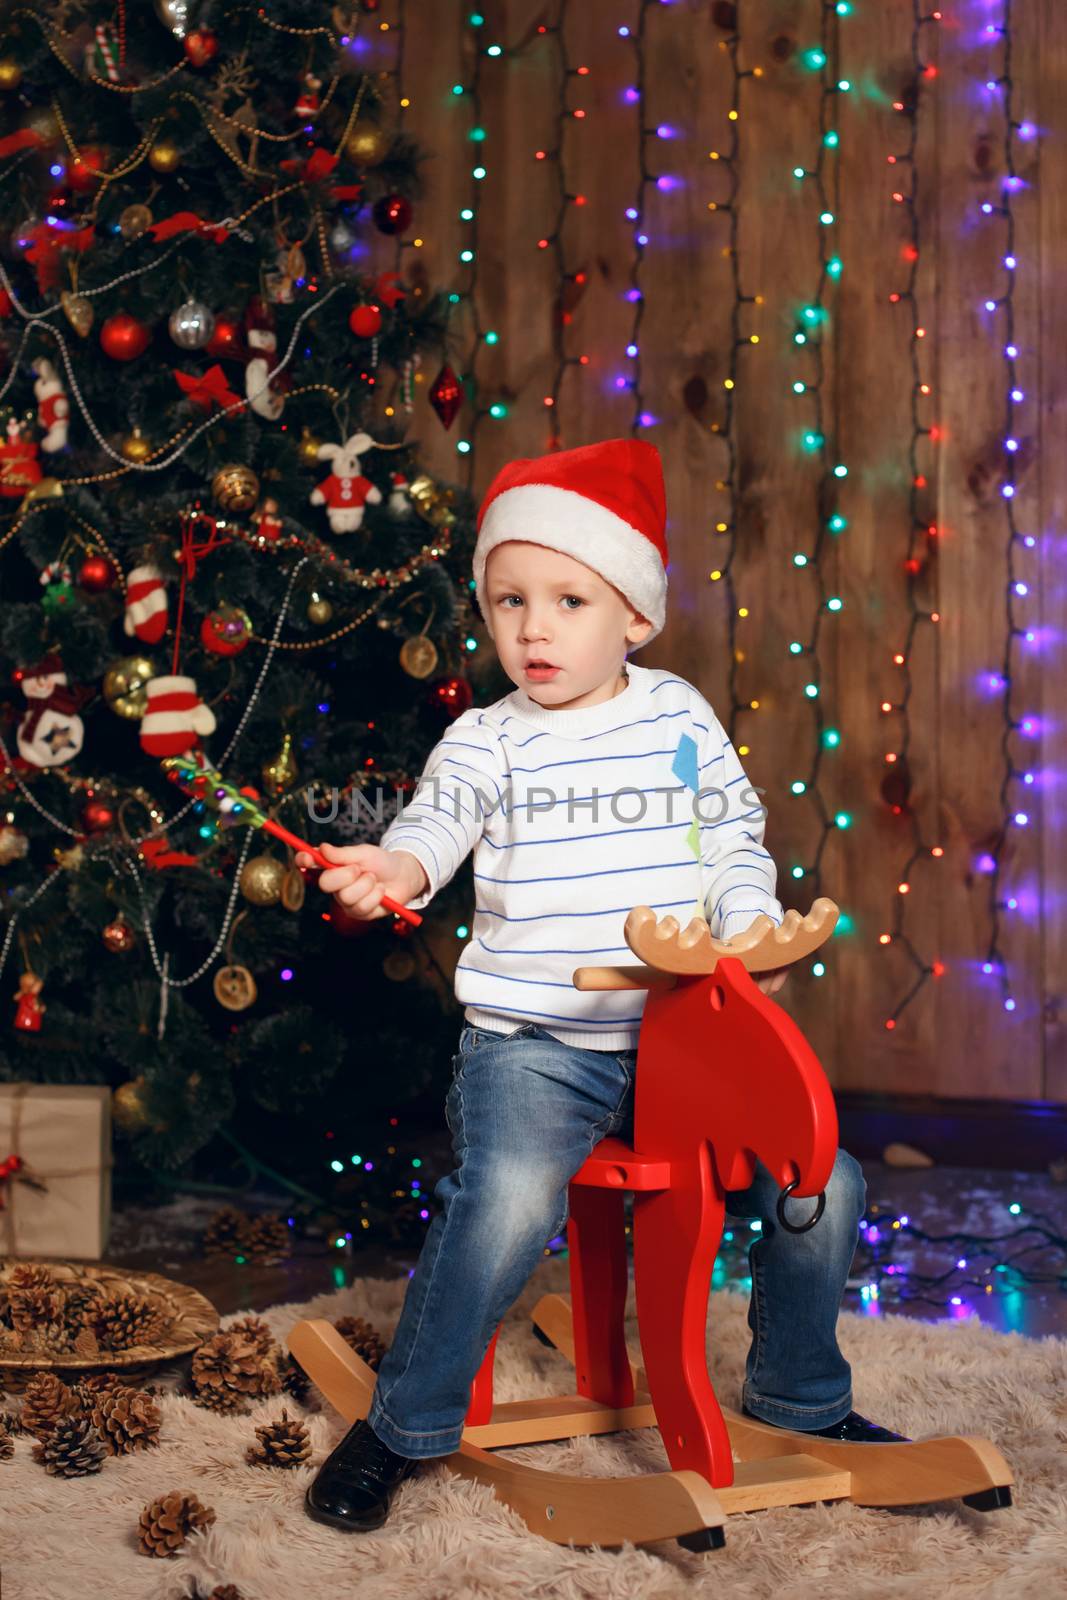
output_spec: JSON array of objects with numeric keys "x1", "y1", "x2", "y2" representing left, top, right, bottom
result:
[{"x1": 0, "y1": 1083, "x2": 112, "y2": 1261}]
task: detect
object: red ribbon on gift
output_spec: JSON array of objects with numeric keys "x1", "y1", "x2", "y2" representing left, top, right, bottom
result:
[
  {"x1": 174, "y1": 363, "x2": 244, "y2": 412},
  {"x1": 0, "y1": 1151, "x2": 46, "y2": 1210}
]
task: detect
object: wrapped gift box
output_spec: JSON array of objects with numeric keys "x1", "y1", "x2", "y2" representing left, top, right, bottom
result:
[{"x1": 0, "y1": 1084, "x2": 112, "y2": 1260}]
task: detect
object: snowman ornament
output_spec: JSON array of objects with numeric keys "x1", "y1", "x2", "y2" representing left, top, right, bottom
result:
[
  {"x1": 16, "y1": 655, "x2": 85, "y2": 767},
  {"x1": 310, "y1": 431, "x2": 382, "y2": 534}
]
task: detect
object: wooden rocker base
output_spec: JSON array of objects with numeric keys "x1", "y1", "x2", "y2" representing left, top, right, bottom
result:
[
  {"x1": 287, "y1": 1295, "x2": 1012, "y2": 1550},
  {"x1": 530, "y1": 1293, "x2": 1015, "y2": 1514}
]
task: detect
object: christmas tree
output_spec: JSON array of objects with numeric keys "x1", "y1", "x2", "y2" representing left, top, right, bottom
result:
[{"x1": 0, "y1": 2, "x2": 503, "y2": 1227}]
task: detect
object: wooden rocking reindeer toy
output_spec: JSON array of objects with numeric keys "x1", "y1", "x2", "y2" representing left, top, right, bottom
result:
[{"x1": 290, "y1": 899, "x2": 1013, "y2": 1553}]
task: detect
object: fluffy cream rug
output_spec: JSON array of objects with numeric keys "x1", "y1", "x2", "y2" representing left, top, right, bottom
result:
[{"x1": 1, "y1": 1256, "x2": 1064, "y2": 1600}]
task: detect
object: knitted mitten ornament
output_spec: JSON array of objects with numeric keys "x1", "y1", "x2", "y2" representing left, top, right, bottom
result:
[
  {"x1": 139, "y1": 675, "x2": 216, "y2": 758},
  {"x1": 123, "y1": 565, "x2": 168, "y2": 645}
]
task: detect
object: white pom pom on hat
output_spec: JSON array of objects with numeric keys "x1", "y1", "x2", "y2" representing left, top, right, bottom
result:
[{"x1": 472, "y1": 438, "x2": 669, "y2": 648}]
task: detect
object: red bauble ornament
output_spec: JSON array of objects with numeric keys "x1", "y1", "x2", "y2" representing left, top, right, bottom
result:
[
  {"x1": 184, "y1": 28, "x2": 219, "y2": 66},
  {"x1": 77, "y1": 555, "x2": 114, "y2": 593},
  {"x1": 206, "y1": 316, "x2": 243, "y2": 359},
  {"x1": 101, "y1": 313, "x2": 150, "y2": 361},
  {"x1": 200, "y1": 604, "x2": 252, "y2": 657},
  {"x1": 428, "y1": 363, "x2": 463, "y2": 430},
  {"x1": 428, "y1": 675, "x2": 473, "y2": 721},
  {"x1": 0, "y1": 288, "x2": 12, "y2": 317},
  {"x1": 372, "y1": 194, "x2": 413, "y2": 236},
  {"x1": 348, "y1": 303, "x2": 382, "y2": 339},
  {"x1": 67, "y1": 145, "x2": 108, "y2": 193},
  {"x1": 102, "y1": 917, "x2": 136, "y2": 953},
  {"x1": 81, "y1": 797, "x2": 116, "y2": 833}
]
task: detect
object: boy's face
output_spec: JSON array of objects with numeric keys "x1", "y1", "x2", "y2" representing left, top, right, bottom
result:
[{"x1": 484, "y1": 541, "x2": 653, "y2": 711}]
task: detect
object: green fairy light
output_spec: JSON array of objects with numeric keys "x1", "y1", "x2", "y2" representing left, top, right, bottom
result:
[
  {"x1": 802, "y1": 47, "x2": 827, "y2": 70},
  {"x1": 485, "y1": 330, "x2": 499, "y2": 344},
  {"x1": 804, "y1": 683, "x2": 819, "y2": 699},
  {"x1": 793, "y1": 165, "x2": 807, "y2": 179},
  {"x1": 827, "y1": 596, "x2": 843, "y2": 611},
  {"x1": 834, "y1": 912, "x2": 853, "y2": 935},
  {"x1": 802, "y1": 430, "x2": 823, "y2": 451},
  {"x1": 790, "y1": 641, "x2": 804, "y2": 654},
  {"x1": 823, "y1": 728, "x2": 841, "y2": 748},
  {"x1": 833, "y1": 463, "x2": 848, "y2": 478},
  {"x1": 470, "y1": 126, "x2": 486, "y2": 141},
  {"x1": 452, "y1": 83, "x2": 464, "y2": 96},
  {"x1": 827, "y1": 256, "x2": 843, "y2": 278},
  {"x1": 791, "y1": 781, "x2": 807, "y2": 795},
  {"x1": 829, "y1": 513, "x2": 848, "y2": 532},
  {"x1": 793, "y1": 381, "x2": 807, "y2": 394},
  {"x1": 460, "y1": 207, "x2": 474, "y2": 220},
  {"x1": 837, "y1": 78, "x2": 852, "y2": 92},
  {"x1": 812, "y1": 961, "x2": 826, "y2": 976},
  {"x1": 824, "y1": 130, "x2": 840, "y2": 148},
  {"x1": 793, "y1": 553, "x2": 809, "y2": 567},
  {"x1": 486, "y1": 43, "x2": 502, "y2": 56},
  {"x1": 791, "y1": 866, "x2": 805, "y2": 879},
  {"x1": 473, "y1": 166, "x2": 487, "y2": 179},
  {"x1": 489, "y1": 402, "x2": 507, "y2": 418},
  {"x1": 834, "y1": 811, "x2": 852, "y2": 830},
  {"x1": 819, "y1": 210, "x2": 835, "y2": 225}
]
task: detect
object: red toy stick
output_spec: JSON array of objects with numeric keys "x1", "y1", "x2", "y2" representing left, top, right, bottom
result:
[{"x1": 160, "y1": 756, "x2": 423, "y2": 928}]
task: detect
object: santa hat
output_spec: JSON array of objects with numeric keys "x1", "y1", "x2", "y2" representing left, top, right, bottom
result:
[{"x1": 472, "y1": 438, "x2": 668, "y2": 647}]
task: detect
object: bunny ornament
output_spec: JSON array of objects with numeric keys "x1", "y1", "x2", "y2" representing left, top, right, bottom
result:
[{"x1": 309, "y1": 431, "x2": 382, "y2": 534}]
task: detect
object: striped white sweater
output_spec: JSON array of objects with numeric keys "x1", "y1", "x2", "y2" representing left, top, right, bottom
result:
[{"x1": 379, "y1": 661, "x2": 785, "y2": 1050}]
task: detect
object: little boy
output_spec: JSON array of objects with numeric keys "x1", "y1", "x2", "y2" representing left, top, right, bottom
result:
[{"x1": 300, "y1": 438, "x2": 903, "y2": 1535}]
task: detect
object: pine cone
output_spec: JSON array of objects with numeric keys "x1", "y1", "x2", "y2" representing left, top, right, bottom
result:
[
  {"x1": 201, "y1": 1205, "x2": 250, "y2": 1259},
  {"x1": 0, "y1": 1407, "x2": 23, "y2": 1436},
  {"x1": 21, "y1": 1371, "x2": 83, "y2": 1439},
  {"x1": 190, "y1": 1332, "x2": 274, "y2": 1413},
  {"x1": 137, "y1": 1490, "x2": 216, "y2": 1558},
  {"x1": 5, "y1": 1264, "x2": 59, "y2": 1296},
  {"x1": 9, "y1": 1284, "x2": 66, "y2": 1331},
  {"x1": 245, "y1": 1406, "x2": 312, "y2": 1469},
  {"x1": 84, "y1": 1292, "x2": 166, "y2": 1352},
  {"x1": 239, "y1": 1212, "x2": 292, "y2": 1265},
  {"x1": 280, "y1": 1353, "x2": 313, "y2": 1406},
  {"x1": 74, "y1": 1371, "x2": 127, "y2": 1403},
  {"x1": 32, "y1": 1413, "x2": 107, "y2": 1477},
  {"x1": 61, "y1": 1282, "x2": 107, "y2": 1331},
  {"x1": 0, "y1": 1424, "x2": 13, "y2": 1462},
  {"x1": 225, "y1": 1314, "x2": 276, "y2": 1355},
  {"x1": 12, "y1": 1318, "x2": 71, "y2": 1358},
  {"x1": 91, "y1": 1385, "x2": 162, "y2": 1455},
  {"x1": 333, "y1": 1315, "x2": 386, "y2": 1372}
]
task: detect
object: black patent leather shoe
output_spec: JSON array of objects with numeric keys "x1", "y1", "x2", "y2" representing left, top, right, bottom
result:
[
  {"x1": 742, "y1": 1405, "x2": 910, "y2": 1443},
  {"x1": 304, "y1": 1417, "x2": 420, "y2": 1532}
]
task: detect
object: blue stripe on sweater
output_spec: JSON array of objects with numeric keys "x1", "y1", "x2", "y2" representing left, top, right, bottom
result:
[
  {"x1": 496, "y1": 704, "x2": 711, "y2": 749},
  {"x1": 461, "y1": 999, "x2": 646, "y2": 1027},
  {"x1": 474, "y1": 858, "x2": 699, "y2": 886},
  {"x1": 476, "y1": 896, "x2": 702, "y2": 923}
]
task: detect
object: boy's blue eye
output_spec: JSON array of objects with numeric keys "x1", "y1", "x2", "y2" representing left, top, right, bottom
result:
[{"x1": 497, "y1": 595, "x2": 584, "y2": 609}]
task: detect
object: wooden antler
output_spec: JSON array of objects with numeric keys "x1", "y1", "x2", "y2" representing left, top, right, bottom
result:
[{"x1": 572, "y1": 900, "x2": 839, "y2": 991}]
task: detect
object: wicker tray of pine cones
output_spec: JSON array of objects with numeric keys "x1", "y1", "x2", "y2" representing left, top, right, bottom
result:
[{"x1": 0, "y1": 1261, "x2": 218, "y2": 1382}]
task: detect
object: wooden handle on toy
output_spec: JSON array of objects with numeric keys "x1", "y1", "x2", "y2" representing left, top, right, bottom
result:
[{"x1": 572, "y1": 965, "x2": 678, "y2": 992}]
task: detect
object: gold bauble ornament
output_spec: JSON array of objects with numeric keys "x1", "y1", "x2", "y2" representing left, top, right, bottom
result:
[
  {"x1": 0, "y1": 58, "x2": 23, "y2": 92},
  {"x1": 307, "y1": 593, "x2": 333, "y2": 625},
  {"x1": 344, "y1": 120, "x2": 389, "y2": 167},
  {"x1": 399, "y1": 634, "x2": 439, "y2": 680},
  {"x1": 120, "y1": 426, "x2": 152, "y2": 463},
  {"x1": 213, "y1": 964, "x2": 257, "y2": 1011},
  {"x1": 261, "y1": 733, "x2": 298, "y2": 798},
  {"x1": 113, "y1": 1077, "x2": 151, "y2": 1133},
  {"x1": 103, "y1": 655, "x2": 155, "y2": 719},
  {"x1": 60, "y1": 291, "x2": 94, "y2": 337},
  {"x1": 102, "y1": 916, "x2": 136, "y2": 953},
  {"x1": 148, "y1": 139, "x2": 181, "y2": 173},
  {"x1": 383, "y1": 948, "x2": 417, "y2": 982},
  {"x1": 212, "y1": 462, "x2": 260, "y2": 513},
  {"x1": 239, "y1": 855, "x2": 286, "y2": 906},
  {"x1": 408, "y1": 473, "x2": 457, "y2": 530},
  {"x1": 297, "y1": 426, "x2": 323, "y2": 468},
  {"x1": 118, "y1": 203, "x2": 153, "y2": 240}
]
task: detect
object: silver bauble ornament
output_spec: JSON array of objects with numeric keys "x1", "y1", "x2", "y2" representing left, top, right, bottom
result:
[{"x1": 168, "y1": 298, "x2": 215, "y2": 350}]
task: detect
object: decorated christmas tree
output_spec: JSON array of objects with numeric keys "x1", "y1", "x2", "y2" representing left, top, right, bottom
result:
[{"x1": 0, "y1": 2, "x2": 501, "y2": 1223}]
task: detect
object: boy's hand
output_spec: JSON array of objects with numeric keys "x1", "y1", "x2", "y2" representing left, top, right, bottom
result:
[
  {"x1": 293, "y1": 842, "x2": 424, "y2": 921},
  {"x1": 717, "y1": 914, "x2": 789, "y2": 998}
]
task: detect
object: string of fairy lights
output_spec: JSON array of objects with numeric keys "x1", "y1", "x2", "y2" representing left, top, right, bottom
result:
[
  {"x1": 617, "y1": 3, "x2": 657, "y2": 444},
  {"x1": 977, "y1": 0, "x2": 1036, "y2": 1020},
  {"x1": 784, "y1": 1, "x2": 853, "y2": 968},
  {"x1": 704, "y1": 5, "x2": 764, "y2": 765},
  {"x1": 881, "y1": 3, "x2": 945, "y2": 1031},
  {"x1": 537, "y1": 3, "x2": 592, "y2": 453}
]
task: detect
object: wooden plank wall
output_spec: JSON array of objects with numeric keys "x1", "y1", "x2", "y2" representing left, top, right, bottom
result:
[{"x1": 375, "y1": 0, "x2": 1063, "y2": 1104}]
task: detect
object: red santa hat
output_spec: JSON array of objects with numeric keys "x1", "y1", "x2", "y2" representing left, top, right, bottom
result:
[{"x1": 472, "y1": 438, "x2": 668, "y2": 647}]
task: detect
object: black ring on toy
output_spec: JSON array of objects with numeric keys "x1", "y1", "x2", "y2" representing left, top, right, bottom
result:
[{"x1": 775, "y1": 1180, "x2": 826, "y2": 1235}]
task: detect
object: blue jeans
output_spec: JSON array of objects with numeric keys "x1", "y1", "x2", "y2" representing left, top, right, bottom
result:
[{"x1": 366, "y1": 1022, "x2": 866, "y2": 1459}]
